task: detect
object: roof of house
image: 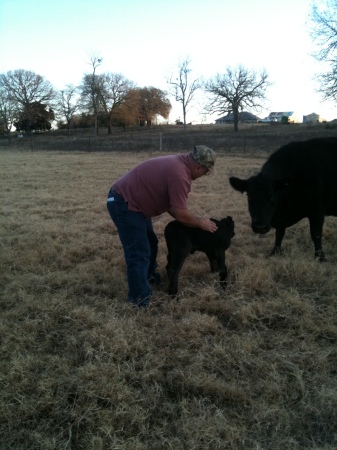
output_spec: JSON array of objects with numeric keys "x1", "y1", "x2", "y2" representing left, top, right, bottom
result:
[
  {"x1": 269, "y1": 111, "x2": 294, "y2": 118},
  {"x1": 215, "y1": 111, "x2": 259, "y2": 122}
]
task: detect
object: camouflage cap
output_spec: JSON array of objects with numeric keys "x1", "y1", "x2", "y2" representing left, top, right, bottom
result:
[{"x1": 190, "y1": 145, "x2": 216, "y2": 169}]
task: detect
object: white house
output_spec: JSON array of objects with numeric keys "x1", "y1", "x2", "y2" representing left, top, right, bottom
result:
[{"x1": 269, "y1": 111, "x2": 301, "y2": 123}]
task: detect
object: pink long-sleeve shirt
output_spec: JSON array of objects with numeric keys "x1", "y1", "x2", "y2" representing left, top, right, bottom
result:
[{"x1": 112, "y1": 154, "x2": 192, "y2": 218}]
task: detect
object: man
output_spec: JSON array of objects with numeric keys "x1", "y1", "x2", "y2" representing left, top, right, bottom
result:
[{"x1": 107, "y1": 145, "x2": 217, "y2": 307}]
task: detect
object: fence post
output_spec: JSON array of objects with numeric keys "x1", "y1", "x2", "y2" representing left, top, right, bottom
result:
[{"x1": 159, "y1": 132, "x2": 162, "y2": 151}]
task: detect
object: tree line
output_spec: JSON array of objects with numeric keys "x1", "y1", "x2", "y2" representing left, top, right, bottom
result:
[
  {"x1": 0, "y1": 55, "x2": 172, "y2": 139},
  {"x1": 0, "y1": 55, "x2": 273, "y2": 140},
  {"x1": 1, "y1": 1, "x2": 336, "y2": 139}
]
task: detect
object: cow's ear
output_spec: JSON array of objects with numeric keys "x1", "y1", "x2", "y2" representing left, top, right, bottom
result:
[
  {"x1": 274, "y1": 176, "x2": 292, "y2": 191},
  {"x1": 229, "y1": 176, "x2": 248, "y2": 193}
]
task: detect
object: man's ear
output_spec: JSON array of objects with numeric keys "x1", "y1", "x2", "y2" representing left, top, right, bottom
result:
[{"x1": 229, "y1": 176, "x2": 248, "y2": 193}]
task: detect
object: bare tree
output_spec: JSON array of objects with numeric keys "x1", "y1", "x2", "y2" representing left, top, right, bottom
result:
[
  {"x1": 167, "y1": 57, "x2": 201, "y2": 130},
  {"x1": 56, "y1": 85, "x2": 79, "y2": 135},
  {"x1": 0, "y1": 84, "x2": 17, "y2": 143},
  {"x1": 204, "y1": 66, "x2": 270, "y2": 131},
  {"x1": 98, "y1": 73, "x2": 135, "y2": 134},
  {"x1": 0, "y1": 69, "x2": 55, "y2": 133},
  {"x1": 310, "y1": 0, "x2": 337, "y2": 102},
  {"x1": 80, "y1": 55, "x2": 103, "y2": 136},
  {"x1": 0, "y1": 70, "x2": 55, "y2": 107}
]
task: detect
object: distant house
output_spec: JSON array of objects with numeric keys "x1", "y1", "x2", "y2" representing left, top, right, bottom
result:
[
  {"x1": 303, "y1": 112, "x2": 324, "y2": 124},
  {"x1": 269, "y1": 111, "x2": 301, "y2": 123},
  {"x1": 215, "y1": 111, "x2": 259, "y2": 124},
  {"x1": 215, "y1": 116, "x2": 227, "y2": 124}
]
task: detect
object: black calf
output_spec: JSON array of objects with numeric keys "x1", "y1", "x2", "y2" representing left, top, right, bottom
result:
[{"x1": 165, "y1": 217, "x2": 235, "y2": 296}]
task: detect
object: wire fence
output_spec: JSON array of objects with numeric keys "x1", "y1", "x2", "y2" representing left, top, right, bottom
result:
[{"x1": 1, "y1": 124, "x2": 336, "y2": 155}]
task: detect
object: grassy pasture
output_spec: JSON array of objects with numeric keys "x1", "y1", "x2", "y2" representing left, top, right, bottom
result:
[{"x1": 0, "y1": 147, "x2": 337, "y2": 450}]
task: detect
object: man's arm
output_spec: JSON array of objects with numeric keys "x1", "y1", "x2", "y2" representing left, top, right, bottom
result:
[{"x1": 168, "y1": 206, "x2": 217, "y2": 232}]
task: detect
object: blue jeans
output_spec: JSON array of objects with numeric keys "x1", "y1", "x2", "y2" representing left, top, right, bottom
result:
[{"x1": 107, "y1": 189, "x2": 159, "y2": 307}]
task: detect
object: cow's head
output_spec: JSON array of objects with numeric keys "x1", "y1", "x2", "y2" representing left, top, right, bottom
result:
[{"x1": 229, "y1": 174, "x2": 290, "y2": 234}]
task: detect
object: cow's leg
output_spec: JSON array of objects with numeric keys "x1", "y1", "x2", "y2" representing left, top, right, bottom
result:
[
  {"x1": 214, "y1": 250, "x2": 228, "y2": 289},
  {"x1": 271, "y1": 227, "x2": 286, "y2": 256},
  {"x1": 309, "y1": 215, "x2": 326, "y2": 262},
  {"x1": 167, "y1": 248, "x2": 189, "y2": 296}
]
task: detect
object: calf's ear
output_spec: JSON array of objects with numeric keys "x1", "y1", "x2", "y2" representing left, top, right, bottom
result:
[
  {"x1": 274, "y1": 176, "x2": 293, "y2": 191},
  {"x1": 229, "y1": 176, "x2": 248, "y2": 193}
]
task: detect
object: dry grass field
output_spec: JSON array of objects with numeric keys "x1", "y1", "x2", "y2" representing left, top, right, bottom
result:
[{"x1": 1, "y1": 146, "x2": 337, "y2": 449}]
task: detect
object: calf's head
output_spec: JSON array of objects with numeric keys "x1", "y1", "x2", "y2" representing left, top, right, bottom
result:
[
  {"x1": 229, "y1": 175, "x2": 290, "y2": 234},
  {"x1": 219, "y1": 216, "x2": 235, "y2": 238}
]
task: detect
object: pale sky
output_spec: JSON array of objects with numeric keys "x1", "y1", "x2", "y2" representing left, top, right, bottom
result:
[{"x1": 1, "y1": 0, "x2": 336, "y2": 123}]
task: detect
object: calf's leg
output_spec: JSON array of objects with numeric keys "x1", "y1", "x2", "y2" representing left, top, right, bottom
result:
[
  {"x1": 167, "y1": 247, "x2": 190, "y2": 296},
  {"x1": 206, "y1": 251, "x2": 217, "y2": 273},
  {"x1": 214, "y1": 250, "x2": 228, "y2": 289}
]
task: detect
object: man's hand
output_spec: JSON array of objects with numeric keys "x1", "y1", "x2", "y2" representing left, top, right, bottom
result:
[
  {"x1": 169, "y1": 207, "x2": 218, "y2": 233},
  {"x1": 199, "y1": 218, "x2": 218, "y2": 233}
]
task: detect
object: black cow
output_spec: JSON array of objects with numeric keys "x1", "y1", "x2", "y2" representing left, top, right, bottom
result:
[
  {"x1": 165, "y1": 217, "x2": 235, "y2": 296},
  {"x1": 229, "y1": 137, "x2": 337, "y2": 261}
]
